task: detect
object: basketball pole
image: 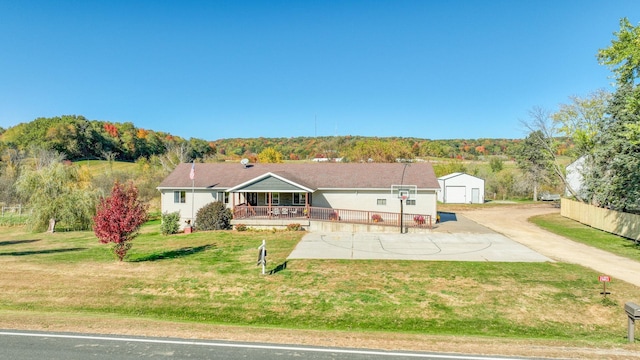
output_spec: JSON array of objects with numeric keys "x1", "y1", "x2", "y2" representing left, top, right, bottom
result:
[
  {"x1": 399, "y1": 163, "x2": 410, "y2": 234},
  {"x1": 400, "y1": 197, "x2": 403, "y2": 234}
]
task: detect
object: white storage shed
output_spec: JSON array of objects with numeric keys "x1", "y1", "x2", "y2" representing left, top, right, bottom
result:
[{"x1": 437, "y1": 172, "x2": 485, "y2": 204}]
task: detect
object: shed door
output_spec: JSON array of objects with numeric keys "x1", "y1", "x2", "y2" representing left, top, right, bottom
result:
[
  {"x1": 445, "y1": 186, "x2": 466, "y2": 203},
  {"x1": 472, "y1": 188, "x2": 480, "y2": 203}
]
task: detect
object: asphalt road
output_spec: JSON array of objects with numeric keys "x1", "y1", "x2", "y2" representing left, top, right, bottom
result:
[{"x1": 0, "y1": 330, "x2": 539, "y2": 360}]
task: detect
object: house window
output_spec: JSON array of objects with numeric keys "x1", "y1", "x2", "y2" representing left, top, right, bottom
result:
[
  {"x1": 217, "y1": 192, "x2": 229, "y2": 204},
  {"x1": 266, "y1": 193, "x2": 279, "y2": 205},
  {"x1": 377, "y1": 199, "x2": 386, "y2": 205},
  {"x1": 293, "y1": 193, "x2": 306, "y2": 205},
  {"x1": 174, "y1": 191, "x2": 186, "y2": 203},
  {"x1": 406, "y1": 199, "x2": 416, "y2": 205}
]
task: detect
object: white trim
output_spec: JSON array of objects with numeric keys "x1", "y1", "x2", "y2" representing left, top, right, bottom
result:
[{"x1": 227, "y1": 172, "x2": 314, "y2": 193}]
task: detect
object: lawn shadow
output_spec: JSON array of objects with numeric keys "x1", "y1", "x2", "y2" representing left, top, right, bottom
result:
[
  {"x1": 0, "y1": 239, "x2": 41, "y2": 246},
  {"x1": 130, "y1": 244, "x2": 214, "y2": 262},
  {"x1": 0, "y1": 247, "x2": 87, "y2": 256},
  {"x1": 268, "y1": 261, "x2": 288, "y2": 275},
  {"x1": 622, "y1": 241, "x2": 640, "y2": 250}
]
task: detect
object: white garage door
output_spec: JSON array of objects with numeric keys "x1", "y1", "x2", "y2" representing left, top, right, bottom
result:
[{"x1": 445, "y1": 186, "x2": 466, "y2": 203}]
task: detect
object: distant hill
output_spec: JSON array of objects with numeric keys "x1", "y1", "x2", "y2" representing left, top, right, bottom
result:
[
  {"x1": 0, "y1": 115, "x2": 214, "y2": 162},
  {"x1": 211, "y1": 136, "x2": 528, "y2": 161},
  {"x1": 0, "y1": 115, "x2": 572, "y2": 162}
]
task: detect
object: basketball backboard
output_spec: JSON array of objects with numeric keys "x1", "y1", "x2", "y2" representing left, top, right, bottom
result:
[{"x1": 391, "y1": 185, "x2": 417, "y2": 200}]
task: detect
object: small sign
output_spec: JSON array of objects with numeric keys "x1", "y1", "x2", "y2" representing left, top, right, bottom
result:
[{"x1": 599, "y1": 275, "x2": 611, "y2": 297}]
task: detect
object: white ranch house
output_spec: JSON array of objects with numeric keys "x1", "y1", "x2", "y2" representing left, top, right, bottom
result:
[
  {"x1": 437, "y1": 172, "x2": 485, "y2": 204},
  {"x1": 157, "y1": 162, "x2": 441, "y2": 231}
]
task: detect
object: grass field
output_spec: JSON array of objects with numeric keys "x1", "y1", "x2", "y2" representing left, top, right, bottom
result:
[
  {"x1": 1, "y1": 219, "x2": 640, "y2": 349},
  {"x1": 530, "y1": 212, "x2": 640, "y2": 262},
  {"x1": 75, "y1": 159, "x2": 139, "y2": 173}
]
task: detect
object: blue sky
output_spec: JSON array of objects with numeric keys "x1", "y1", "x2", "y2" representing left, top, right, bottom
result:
[{"x1": 1, "y1": 1, "x2": 638, "y2": 141}]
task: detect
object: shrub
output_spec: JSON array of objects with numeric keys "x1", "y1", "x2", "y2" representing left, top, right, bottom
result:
[
  {"x1": 195, "y1": 201, "x2": 232, "y2": 231},
  {"x1": 371, "y1": 214, "x2": 383, "y2": 222},
  {"x1": 161, "y1": 211, "x2": 181, "y2": 235},
  {"x1": 286, "y1": 223, "x2": 303, "y2": 231},
  {"x1": 413, "y1": 215, "x2": 425, "y2": 225},
  {"x1": 235, "y1": 223, "x2": 248, "y2": 231}
]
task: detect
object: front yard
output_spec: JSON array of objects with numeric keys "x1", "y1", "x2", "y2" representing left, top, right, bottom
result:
[{"x1": 0, "y1": 218, "x2": 639, "y2": 358}]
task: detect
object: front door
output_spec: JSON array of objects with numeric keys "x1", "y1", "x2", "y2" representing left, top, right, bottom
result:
[{"x1": 247, "y1": 192, "x2": 258, "y2": 206}]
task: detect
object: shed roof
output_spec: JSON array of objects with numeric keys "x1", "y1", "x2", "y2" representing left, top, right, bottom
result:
[
  {"x1": 438, "y1": 172, "x2": 484, "y2": 182},
  {"x1": 158, "y1": 162, "x2": 440, "y2": 190}
]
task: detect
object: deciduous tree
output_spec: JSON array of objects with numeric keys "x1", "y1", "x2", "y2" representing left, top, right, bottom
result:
[
  {"x1": 258, "y1": 147, "x2": 284, "y2": 163},
  {"x1": 552, "y1": 89, "x2": 611, "y2": 157},
  {"x1": 598, "y1": 18, "x2": 640, "y2": 88},
  {"x1": 520, "y1": 107, "x2": 582, "y2": 201},
  {"x1": 93, "y1": 181, "x2": 148, "y2": 261},
  {"x1": 16, "y1": 161, "x2": 96, "y2": 231}
]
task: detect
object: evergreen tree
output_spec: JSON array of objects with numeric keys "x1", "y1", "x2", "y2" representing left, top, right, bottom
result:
[{"x1": 587, "y1": 84, "x2": 640, "y2": 212}]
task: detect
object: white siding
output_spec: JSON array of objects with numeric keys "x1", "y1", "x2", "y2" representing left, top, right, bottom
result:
[
  {"x1": 160, "y1": 189, "x2": 220, "y2": 229},
  {"x1": 565, "y1": 156, "x2": 585, "y2": 197},
  {"x1": 316, "y1": 189, "x2": 438, "y2": 219}
]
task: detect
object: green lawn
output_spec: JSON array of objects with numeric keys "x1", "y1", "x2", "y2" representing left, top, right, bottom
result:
[
  {"x1": 1, "y1": 221, "x2": 639, "y2": 345},
  {"x1": 530, "y1": 212, "x2": 640, "y2": 262},
  {"x1": 75, "y1": 159, "x2": 138, "y2": 173}
]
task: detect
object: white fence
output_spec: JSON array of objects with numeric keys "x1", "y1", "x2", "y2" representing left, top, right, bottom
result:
[{"x1": 1, "y1": 205, "x2": 28, "y2": 216}]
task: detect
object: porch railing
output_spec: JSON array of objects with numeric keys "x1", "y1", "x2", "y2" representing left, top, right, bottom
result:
[{"x1": 233, "y1": 205, "x2": 432, "y2": 229}]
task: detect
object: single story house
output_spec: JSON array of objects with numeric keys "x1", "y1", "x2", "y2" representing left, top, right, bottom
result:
[
  {"x1": 157, "y1": 162, "x2": 440, "y2": 229},
  {"x1": 436, "y1": 172, "x2": 485, "y2": 204}
]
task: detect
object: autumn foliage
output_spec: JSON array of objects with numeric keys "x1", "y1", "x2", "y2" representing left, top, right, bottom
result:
[{"x1": 93, "y1": 181, "x2": 148, "y2": 261}]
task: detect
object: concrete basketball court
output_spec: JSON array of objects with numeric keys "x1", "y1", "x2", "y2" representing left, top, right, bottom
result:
[{"x1": 288, "y1": 212, "x2": 552, "y2": 262}]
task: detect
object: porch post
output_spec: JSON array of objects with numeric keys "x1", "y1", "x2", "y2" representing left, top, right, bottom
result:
[{"x1": 305, "y1": 192, "x2": 310, "y2": 218}]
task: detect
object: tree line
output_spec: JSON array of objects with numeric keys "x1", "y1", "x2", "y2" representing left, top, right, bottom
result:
[
  {"x1": 0, "y1": 115, "x2": 544, "y2": 163},
  {"x1": 0, "y1": 115, "x2": 216, "y2": 162}
]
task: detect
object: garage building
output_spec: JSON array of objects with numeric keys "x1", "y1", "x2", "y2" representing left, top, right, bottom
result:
[{"x1": 437, "y1": 172, "x2": 485, "y2": 204}]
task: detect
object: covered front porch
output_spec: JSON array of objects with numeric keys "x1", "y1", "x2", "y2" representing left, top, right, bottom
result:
[
  {"x1": 226, "y1": 170, "x2": 432, "y2": 232},
  {"x1": 232, "y1": 204, "x2": 433, "y2": 231}
]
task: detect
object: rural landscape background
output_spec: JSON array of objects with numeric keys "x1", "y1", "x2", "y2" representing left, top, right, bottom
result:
[
  {"x1": 0, "y1": 114, "x2": 572, "y2": 220},
  {"x1": 2, "y1": 2, "x2": 640, "y2": 358},
  {"x1": 1, "y1": 116, "x2": 640, "y2": 359}
]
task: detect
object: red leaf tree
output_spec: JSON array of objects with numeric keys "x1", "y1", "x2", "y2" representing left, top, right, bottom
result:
[{"x1": 93, "y1": 181, "x2": 148, "y2": 261}]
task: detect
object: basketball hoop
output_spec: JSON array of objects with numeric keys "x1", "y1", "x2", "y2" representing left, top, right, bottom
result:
[{"x1": 391, "y1": 185, "x2": 416, "y2": 201}]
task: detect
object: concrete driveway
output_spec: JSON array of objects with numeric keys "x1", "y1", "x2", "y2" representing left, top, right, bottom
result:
[{"x1": 288, "y1": 212, "x2": 552, "y2": 262}]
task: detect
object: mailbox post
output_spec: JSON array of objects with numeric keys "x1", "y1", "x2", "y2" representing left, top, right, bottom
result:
[
  {"x1": 625, "y1": 302, "x2": 640, "y2": 343},
  {"x1": 257, "y1": 240, "x2": 267, "y2": 275}
]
